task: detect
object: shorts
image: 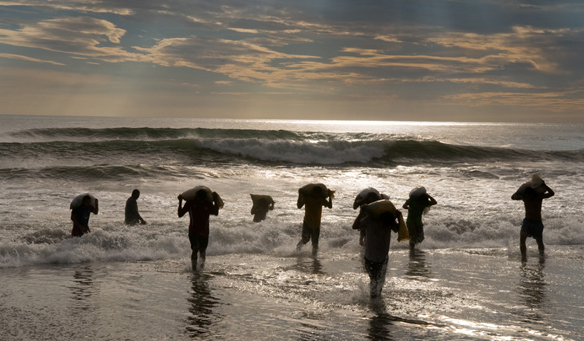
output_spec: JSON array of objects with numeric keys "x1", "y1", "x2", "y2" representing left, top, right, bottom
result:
[
  {"x1": 521, "y1": 219, "x2": 544, "y2": 239},
  {"x1": 189, "y1": 231, "x2": 209, "y2": 252},
  {"x1": 407, "y1": 220, "x2": 424, "y2": 244},
  {"x1": 71, "y1": 224, "x2": 89, "y2": 237},
  {"x1": 301, "y1": 221, "x2": 320, "y2": 247}
]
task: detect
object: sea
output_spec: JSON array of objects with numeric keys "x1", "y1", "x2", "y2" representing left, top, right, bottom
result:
[{"x1": 0, "y1": 115, "x2": 583, "y2": 340}]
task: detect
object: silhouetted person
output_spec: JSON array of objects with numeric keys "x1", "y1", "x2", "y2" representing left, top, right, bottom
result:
[
  {"x1": 353, "y1": 210, "x2": 400, "y2": 299},
  {"x1": 71, "y1": 195, "x2": 98, "y2": 237},
  {"x1": 251, "y1": 197, "x2": 274, "y2": 222},
  {"x1": 125, "y1": 189, "x2": 146, "y2": 225},
  {"x1": 403, "y1": 189, "x2": 436, "y2": 250},
  {"x1": 296, "y1": 185, "x2": 332, "y2": 256},
  {"x1": 512, "y1": 180, "x2": 554, "y2": 261},
  {"x1": 178, "y1": 189, "x2": 219, "y2": 270}
]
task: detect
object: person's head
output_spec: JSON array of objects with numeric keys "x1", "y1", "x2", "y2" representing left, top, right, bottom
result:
[
  {"x1": 378, "y1": 211, "x2": 397, "y2": 227},
  {"x1": 312, "y1": 186, "x2": 323, "y2": 198},
  {"x1": 132, "y1": 189, "x2": 140, "y2": 199},
  {"x1": 195, "y1": 189, "x2": 209, "y2": 202},
  {"x1": 82, "y1": 195, "x2": 92, "y2": 207}
]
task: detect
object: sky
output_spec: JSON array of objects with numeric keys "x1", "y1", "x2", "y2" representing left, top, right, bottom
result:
[{"x1": 0, "y1": 0, "x2": 583, "y2": 122}]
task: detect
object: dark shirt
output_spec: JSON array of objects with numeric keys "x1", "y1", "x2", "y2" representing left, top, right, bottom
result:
[
  {"x1": 73, "y1": 205, "x2": 94, "y2": 228},
  {"x1": 125, "y1": 197, "x2": 140, "y2": 224},
  {"x1": 179, "y1": 201, "x2": 218, "y2": 237},
  {"x1": 360, "y1": 215, "x2": 392, "y2": 263},
  {"x1": 301, "y1": 196, "x2": 329, "y2": 229},
  {"x1": 405, "y1": 198, "x2": 432, "y2": 225}
]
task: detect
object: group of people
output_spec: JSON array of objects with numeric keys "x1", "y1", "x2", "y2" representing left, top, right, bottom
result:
[
  {"x1": 70, "y1": 189, "x2": 146, "y2": 237},
  {"x1": 70, "y1": 174, "x2": 554, "y2": 299}
]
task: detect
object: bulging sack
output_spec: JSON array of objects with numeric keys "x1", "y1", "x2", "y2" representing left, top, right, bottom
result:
[
  {"x1": 250, "y1": 194, "x2": 274, "y2": 206},
  {"x1": 362, "y1": 199, "x2": 409, "y2": 242},
  {"x1": 70, "y1": 193, "x2": 96, "y2": 209},
  {"x1": 299, "y1": 183, "x2": 335, "y2": 199},
  {"x1": 409, "y1": 187, "x2": 427, "y2": 199},
  {"x1": 181, "y1": 186, "x2": 224, "y2": 209},
  {"x1": 353, "y1": 187, "x2": 384, "y2": 209}
]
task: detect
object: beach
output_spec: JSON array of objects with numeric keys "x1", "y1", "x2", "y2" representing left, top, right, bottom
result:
[
  {"x1": 2, "y1": 249, "x2": 583, "y2": 340},
  {"x1": 1, "y1": 116, "x2": 584, "y2": 340}
]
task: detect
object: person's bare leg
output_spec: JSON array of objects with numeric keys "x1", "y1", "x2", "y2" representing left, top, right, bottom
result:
[
  {"x1": 297, "y1": 233, "x2": 309, "y2": 251},
  {"x1": 191, "y1": 248, "x2": 198, "y2": 270},
  {"x1": 520, "y1": 232, "x2": 528, "y2": 262},
  {"x1": 296, "y1": 239, "x2": 305, "y2": 251},
  {"x1": 535, "y1": 237, "x2": 545, "y2": 256}
]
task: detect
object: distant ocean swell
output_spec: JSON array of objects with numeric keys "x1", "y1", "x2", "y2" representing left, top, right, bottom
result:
[{"x1": 2, "y1": 128, "x2": 583, "y2": 171}]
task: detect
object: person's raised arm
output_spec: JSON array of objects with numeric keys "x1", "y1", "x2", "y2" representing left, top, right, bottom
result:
[
  {"x1": 391, "y1": 212, "x2": 401, "y2": 233},
  {"x1": 297, "y1": 192, "x2": 305, "y2": 209},
  {"x1": 427, "y1": 195, "x2": 437, "y2": 206},
  {"x1": 352, "y1": 210, "x2": 366, "y2": 230},
  {"x1": 402, "y1": 200, "x2": 410, "y2": 210},
  {"x1": 92, "y1": 198, "x2": 99, "y2": 215},
  {"x1": 177, "y1": 196, "x2": 187, "y2": 217},
  {"x1": 210, "y1": 202, "x2": 219, "y2": 216},
  {"x1": 542, "y1": 183, "x2": 555, "y2": 198},
  {"x1": 325, "y1": 196, "x2": 333, "y2": 209}
]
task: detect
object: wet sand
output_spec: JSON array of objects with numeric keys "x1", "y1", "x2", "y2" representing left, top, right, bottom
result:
[{"x1": 1, "y1": 246, "x2": 582, "y2": 340}]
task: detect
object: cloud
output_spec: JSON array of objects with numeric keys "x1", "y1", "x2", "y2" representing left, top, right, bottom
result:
[
  {"x1": 0, "y1": 16, "x2": 140, "y2": 62},
  {"x1": 133, "y1": 35, "x2": 319, "y2": 83},
  {"x1": 1, "y1": 0, "x2": 584, "y2": 118},
  {"x1": 0, "y1": 53, "x2": 65, "y2": 65}
]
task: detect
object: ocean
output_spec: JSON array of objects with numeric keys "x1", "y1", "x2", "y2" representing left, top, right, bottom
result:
[{"x1": 0, "y1": 115, "x2": 583, "y2": 340}]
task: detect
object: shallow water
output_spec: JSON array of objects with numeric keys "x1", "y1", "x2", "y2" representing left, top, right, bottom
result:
[{"x1": 1, "y1": 248, "x2": 582, "y2": 340}]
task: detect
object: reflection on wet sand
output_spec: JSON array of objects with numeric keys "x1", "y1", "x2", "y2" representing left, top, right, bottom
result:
[
  {"x1": 68, "y1": 266, "x2": 96, "y2": 312},
  {"x1": 517, "y1": 257, "x2": 547, "y2": 322},
  {"x1": 186, "y1": 273, "x2": 221, "y2": 338},
  {"x1": 406, "y1": 249, "x2": 431, "y2": 279},
  {"x1": 367, "y1": 313, "x2": 394, "y2": 341},
  {"x1": 368, "y1": 299, "x2": 394, "y2": 340},
  {"x1": 294, "y1": 257, "x2": 325, "y2": 275},
  {"x1": 297, "y1": 319, "x2": 326, "y2": 341},
  {"x1": 311, "y1": 258, "x2": 323, "y2": 275}
]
